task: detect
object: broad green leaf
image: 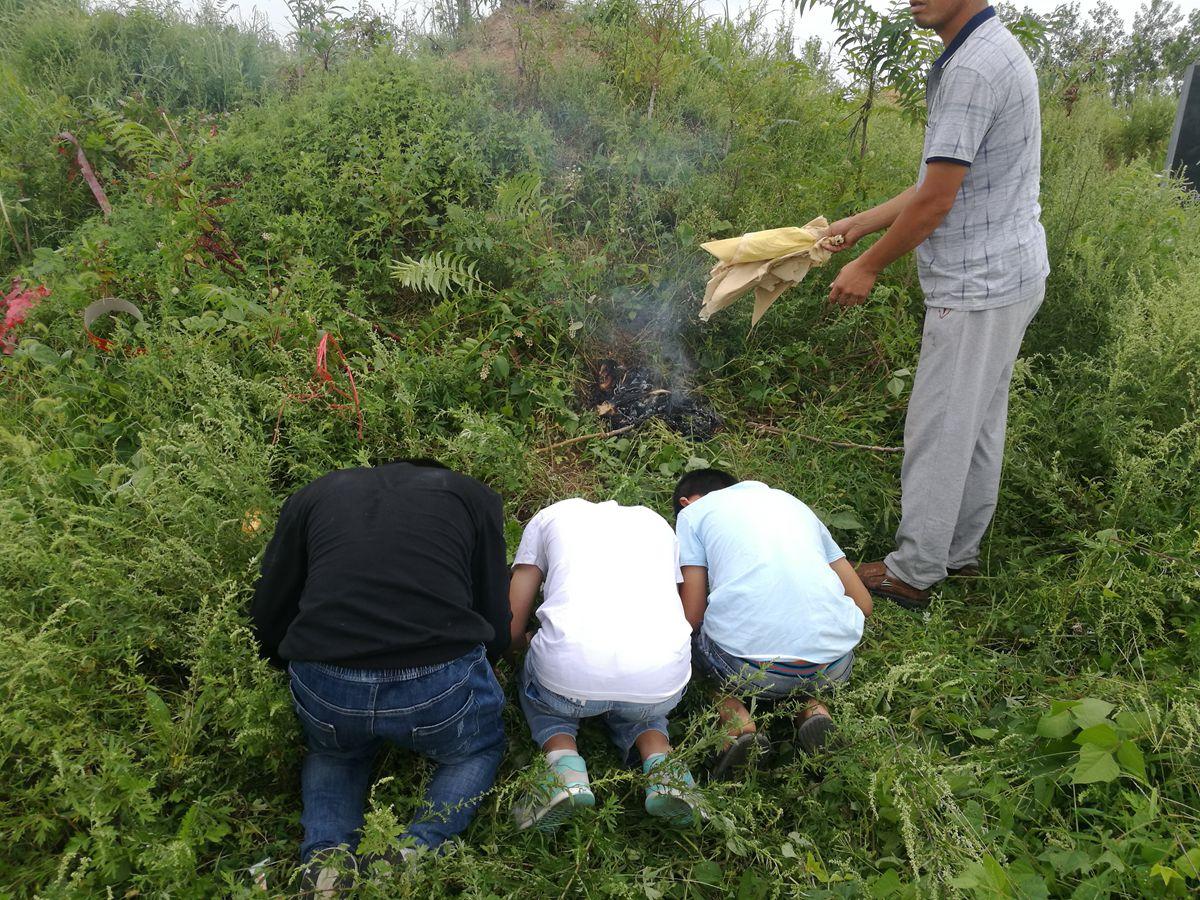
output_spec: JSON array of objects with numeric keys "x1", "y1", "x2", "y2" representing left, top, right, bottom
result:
[
  {"x1": 691, "y1": 861, "x2": 722, "y2": 886},
  {"x1": 1115, "y1": 708, "x2": 1152, "y2": 736},
  {"x1": 951, "y1": 854, "x2": 1011, "y2": 894},
  {"x1": 68, "y1": 468, "x2": 100, "y2": 487},
  {"x1": 870, "y1": 869, "x2": 902, "y2": 898},
  {"x1": 1037, "y1": 710, "x2": 1075, "y2": 739},
  {"x1": 1115, "y1": 740, "x2": 1146, "y2": 782},
  {"x1": 1041, "y1": 848, "x2": 1090, "y2": 875},
  {"x1": 1070, "y1": 873, "x2": 1114, "y2": 900},
  {"x1": 145, "y1": 689, "x2": 174, "y2": 747},
  {"x1": 1072, "y1": 744, "x2": 1119, "y2": 784},
  {"x1": 1149, "y1": 863, "x2": 1180, "y2": 886},
  {"x1": 805, "y1": 852, "x2": 829, "y2": 883},
  {"x1": 1070, "y1": 698, "x2": 1116, "y2": 729},
  {"x1": 1174, "y1": 847, "x2": 1200, "y2": 879},
  {"x1": 1009, "y1": 860, "x2": 1050, "y2": 900},
  {"x1": 1074, "y1": 723, "x2": 1119, "y2": 750},
  {"x1": 15, "y1": 340, "x2": 61, "y2": 366},
  {"x1": 970, "y1": 726, "x2": 999, "y2": 741},
  {"x1": 826, "y1": 510, "x2": 864, "y2": 530}
]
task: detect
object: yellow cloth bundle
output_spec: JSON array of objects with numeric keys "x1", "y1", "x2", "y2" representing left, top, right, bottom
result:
[{"x1": 699, "y1": 218, "x2": 841, "y2": 327}]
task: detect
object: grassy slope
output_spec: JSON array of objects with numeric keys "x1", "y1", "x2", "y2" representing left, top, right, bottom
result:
[{"x1": 1, "y1": 2, "x2": 1198, "y2": 897}]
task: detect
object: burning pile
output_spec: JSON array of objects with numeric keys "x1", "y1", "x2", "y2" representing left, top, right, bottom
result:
[{"x1": 593, "y1": 359, "x2": 722, "y2": 440}]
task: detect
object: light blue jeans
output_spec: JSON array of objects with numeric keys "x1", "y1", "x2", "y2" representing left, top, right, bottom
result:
[
  {"x1": 288, "y1": 645, "x2": 505, "y2": 860},
  {"x1": 518, "y1": 658, "x2": 684, "y2": 764}
]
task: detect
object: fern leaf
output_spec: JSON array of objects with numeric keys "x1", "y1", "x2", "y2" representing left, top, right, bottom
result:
[
  {"x1": 389, "y1": 252, "x2": 481, "y2": 298},
  {"x1": 495, "y1": 172, "x2": 546, "y2": 221}
]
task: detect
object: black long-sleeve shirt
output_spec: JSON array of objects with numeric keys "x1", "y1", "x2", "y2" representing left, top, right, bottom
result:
[{"x1": 251, "y1": 462, "x2": 511, "y2": 669}]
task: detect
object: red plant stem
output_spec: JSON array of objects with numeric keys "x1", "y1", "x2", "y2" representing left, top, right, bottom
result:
[{"x1": 56, "y1": 132, "x2": 112, "y2": 219}]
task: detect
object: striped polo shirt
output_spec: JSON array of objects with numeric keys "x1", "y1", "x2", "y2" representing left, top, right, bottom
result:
[{"x1": 917, "y1": 7, "x2": 1049, "y2": 309}]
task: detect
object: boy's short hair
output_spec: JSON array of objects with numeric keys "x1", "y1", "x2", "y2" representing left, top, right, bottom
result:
[{"x1": 672, "y1": 468, "x2": 738, "y2": 518}]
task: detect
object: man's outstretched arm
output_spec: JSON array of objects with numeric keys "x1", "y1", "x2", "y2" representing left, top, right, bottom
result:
[
  {"x1": 826, "y1": 161, "x2": 968, "y2": 306},
  {"x1": 826, "y1": 185, "x2": 919, "y2": 250}
]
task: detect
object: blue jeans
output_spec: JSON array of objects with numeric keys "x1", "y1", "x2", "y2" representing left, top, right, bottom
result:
[
  {"x1": 518, "y1": 657, "x2": 684, "y2": 764},
  {"x1": 692, "y1": 630, "x2": 853, "y2": 702},
  {"x1": 287, "y1": 645, "x2": 505, "y2": 860}
]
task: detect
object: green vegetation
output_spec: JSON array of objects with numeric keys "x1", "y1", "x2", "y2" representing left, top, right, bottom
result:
[{"x1": 1, "y1": 0, "x2": 1197, "y2": 896}]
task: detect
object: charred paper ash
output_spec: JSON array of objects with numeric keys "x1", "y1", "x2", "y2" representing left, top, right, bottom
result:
[{"x1": 592, "y1": 359, "x2": 722, "y2": 440}]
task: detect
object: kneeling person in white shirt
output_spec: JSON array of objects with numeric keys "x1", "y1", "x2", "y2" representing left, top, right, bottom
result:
[
  {"x1": 508, "y1": 498, "x2": 699, "y2": 830},
  {"x1": 673, "y1": 470, "x2": 873, "y2": 778}
]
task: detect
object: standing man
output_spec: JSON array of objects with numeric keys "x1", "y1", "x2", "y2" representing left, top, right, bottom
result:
[
  {"x1": 252, "y1": 459, "x2": 510, "y2": 891},
  {"x1": 825, "y1": 0, "x2": 1048, "y2": 609}
]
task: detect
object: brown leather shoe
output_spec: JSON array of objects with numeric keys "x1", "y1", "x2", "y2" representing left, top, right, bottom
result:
[
  {"x1": 947, "y1": 564, "x2": 981, "y2": 577},
  {"x1": 854, "y1": 561, "x2": 931, "y2": 610}
]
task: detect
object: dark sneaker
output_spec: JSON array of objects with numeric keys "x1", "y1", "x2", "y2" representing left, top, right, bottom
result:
[
  {"x1": 947, "y1": 564, "x2": 982, "y2": 577},
  {"x1": 297, "y1": 848, "x2": 358, "y2": 898},
  {"x1": 710, "y1": 731, "x2": 773, "y2": 781},
  {"x1": 795, "y1": 710, "x2": 836, "y2": 754},
  {"x1": 854, "y1": 561, "x2": 932, "y2": 610}
]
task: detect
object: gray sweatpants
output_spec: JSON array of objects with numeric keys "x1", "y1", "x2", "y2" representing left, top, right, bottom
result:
[{"x1": 885, "y1": 286, "x2": 1044, "y2": 589}]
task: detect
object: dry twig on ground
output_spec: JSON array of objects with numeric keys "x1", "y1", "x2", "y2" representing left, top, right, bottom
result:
[{"x1": 537, "y1": 424, "x2": 637, "y2": 452}]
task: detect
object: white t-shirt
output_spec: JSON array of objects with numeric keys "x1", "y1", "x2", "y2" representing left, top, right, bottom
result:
[{"x1": 513, "y1": 498, "x2": 692, "y2": 702}]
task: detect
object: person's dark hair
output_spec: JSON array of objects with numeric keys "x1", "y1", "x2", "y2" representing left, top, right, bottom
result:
[{"x1": 672, "y1": 468, "x2": 738, "y2": 518}]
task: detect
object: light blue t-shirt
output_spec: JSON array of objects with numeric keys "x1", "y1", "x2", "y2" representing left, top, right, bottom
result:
[{"x1": 676, "y1": 481, "x2": 864, "y2": 663}]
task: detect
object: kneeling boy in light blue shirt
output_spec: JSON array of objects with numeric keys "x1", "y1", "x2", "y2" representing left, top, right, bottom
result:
[{"x1": 673, "y1": 469, "x2": 872, "y2": 777}]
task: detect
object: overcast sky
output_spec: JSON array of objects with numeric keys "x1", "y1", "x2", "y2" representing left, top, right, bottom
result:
[{"x1": 212, "y1": 0, "x2": 1199, "y2": 52}]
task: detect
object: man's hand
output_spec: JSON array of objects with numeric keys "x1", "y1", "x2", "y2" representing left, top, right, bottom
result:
[
  {"x1": 828, "y1": 258, "x2": 879, "y2": 306},
  {"x1": 825, "y1": 216, "x2": 865, "y2": 252}
]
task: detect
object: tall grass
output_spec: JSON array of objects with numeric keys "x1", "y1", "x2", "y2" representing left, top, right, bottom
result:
[{"x1": 0, "y1": 0, "x2": 281, "y2": 271}]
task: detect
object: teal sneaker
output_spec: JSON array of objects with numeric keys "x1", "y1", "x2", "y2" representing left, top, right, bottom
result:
[
  {"x1": 643, "y1": 753, "x2": 702, "y2": 826},
  {"x1": 513, "y1": 753, "x2": 596, "y2": 831}
]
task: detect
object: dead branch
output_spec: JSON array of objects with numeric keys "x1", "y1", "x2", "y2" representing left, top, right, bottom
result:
[{"x1": 537, "y1": 424, "x2": 637, "y2": 452}]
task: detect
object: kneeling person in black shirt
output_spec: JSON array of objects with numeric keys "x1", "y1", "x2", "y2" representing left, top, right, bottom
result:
[{"x1": 251, "y1": 459, "x2": 510, "y2": 884}]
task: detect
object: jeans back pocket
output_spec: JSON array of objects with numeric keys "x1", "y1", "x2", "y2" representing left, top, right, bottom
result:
[
  {"x1": 410, "y1": 690, "x2": 476, "y2": 760},
  {"x1": 288, "y1": 681, "x2": 341, "y2": 751}
]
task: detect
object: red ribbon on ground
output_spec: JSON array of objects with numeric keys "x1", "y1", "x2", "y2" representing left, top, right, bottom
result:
[{"x1": 284, "y1": 333, "x2": 364, "y2": 441}]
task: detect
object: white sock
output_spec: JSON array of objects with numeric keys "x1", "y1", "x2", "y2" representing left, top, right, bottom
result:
[{"x1": 545, "y1": 749, "x2": 577, "y2": 765}]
